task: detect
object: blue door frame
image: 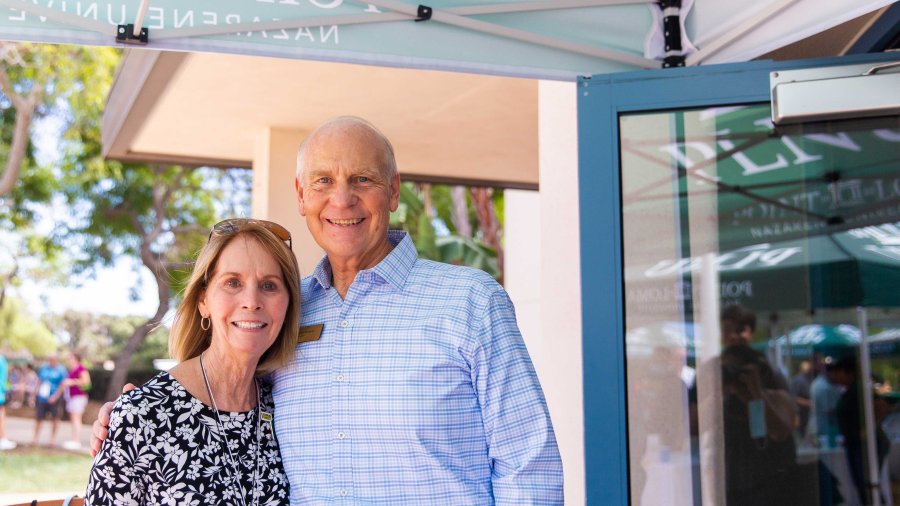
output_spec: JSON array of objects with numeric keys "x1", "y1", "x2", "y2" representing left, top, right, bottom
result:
[{"x1": 577, "y1": 51, "x2": 900, "y2": 505}]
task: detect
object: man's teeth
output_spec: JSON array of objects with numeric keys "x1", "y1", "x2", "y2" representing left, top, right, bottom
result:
[
  {"x1": 234, "y1": 321, "x2": 265, "y2": 329},
  {"x1": 329, "y1": 218, "x2": 363, "y2": 225}
]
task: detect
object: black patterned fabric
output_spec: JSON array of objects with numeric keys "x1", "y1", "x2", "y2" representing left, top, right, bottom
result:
[{"x1": 86, "y1": 372, "x2": 289, "y2": 505}]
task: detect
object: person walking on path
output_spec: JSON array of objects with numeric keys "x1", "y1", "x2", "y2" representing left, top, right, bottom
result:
[
  {"x1": 50, "y1": 352, "x2": 91, "y2": 450},
  {"x1": 32, "y1": 353, "x2": 67, "y2": 447},
  {"x1": 0, "y1": 352, "x2": 17, "y2": 450}
]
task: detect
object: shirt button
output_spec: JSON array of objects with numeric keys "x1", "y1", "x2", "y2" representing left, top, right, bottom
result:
[
  {"x1": 336, "y1": 374, "x2": 345, "y2": 382},
  {"x1": 340, "y1": 490, "x2": 347, "y2": 497},
  {"x1": 340, "y1": 320, "x2": 351, "y2": 327},
  {"x1": 338, "y1": 431, "x2": 346, "y2": 439}
]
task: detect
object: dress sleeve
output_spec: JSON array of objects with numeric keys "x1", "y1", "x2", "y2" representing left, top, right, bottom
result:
[
  {"x1": 471, "y1": 289, "x2": 564, "y2": 505},
  {"x1": 84, "y1": 394, "x2": 148, "y2": 505}
]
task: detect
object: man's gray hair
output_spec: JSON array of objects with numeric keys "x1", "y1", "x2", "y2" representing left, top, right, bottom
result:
[{"x1": 295, "y1": 116, "x2": 398, "y2": 185}]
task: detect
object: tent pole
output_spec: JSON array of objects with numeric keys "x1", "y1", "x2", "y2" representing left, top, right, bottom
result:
[
  {"x1": 132, "y1": 0, "x2": 151, "y2": 38},
  {"x1": 857, "y1": 306, "x2": 882, "y2": 506},
  {"x1": 685, "y1": 0, "x2": 798, "y2": 65}
]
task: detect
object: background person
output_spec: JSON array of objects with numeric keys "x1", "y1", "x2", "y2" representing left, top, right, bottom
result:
[
  {"x1": 831, "y1": 354, "x2": 890, "y2": 505},
  {"x1": 806, "y1": 356, "x2": 845, "y2": 505},
  {"x1": 8, "y1": 363, "x2": 25, "y2": 408},
  {"x1": 0, "y1": 351, "x2": 16, "y2": 450},
  {"x1": 790, "y1": 360, "x2": 813, "y2": 436},
  {"x1": 86, "y1": 219, "x2": 297, "y2": 505},
  {"x1": 32, "y1": 353, "x2": 67, "y2": 446},
  {"x1": 718, "y1": 304, "x2": 805, "y2": 506},
  {"x1": 51, "y1": 351, "x2": 91, "y2": 450},
  {"x1": 22, "y1": 363, "x2": 38, "y2": 408}
]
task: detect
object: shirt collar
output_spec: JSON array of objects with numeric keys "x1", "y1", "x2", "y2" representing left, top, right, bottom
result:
[{"x1": 310, "y1": 230, "x2": 416, "y2": 292}]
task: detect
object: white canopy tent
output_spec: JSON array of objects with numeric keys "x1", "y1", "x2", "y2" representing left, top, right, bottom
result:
[{"x1": 0, "y1": 0, "x2": 894, "y2": 80}]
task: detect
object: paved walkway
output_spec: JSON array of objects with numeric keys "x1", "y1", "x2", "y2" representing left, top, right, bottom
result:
[
  {"x1": 2, "y1": 414, "x2": 93, "y2": 454},
  {"x1": 0, "y1": 415, "x2": 93, "y2": 506}
]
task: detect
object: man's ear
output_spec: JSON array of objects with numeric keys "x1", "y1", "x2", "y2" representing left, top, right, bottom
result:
[
  {"x1": 295, "y1": 177, "x2": 306, "y2": 216},
  {"x1": 389, "y1": 173, "x2": 401, "y2": 212}
]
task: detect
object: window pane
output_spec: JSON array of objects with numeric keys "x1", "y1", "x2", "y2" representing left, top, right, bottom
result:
[{"x1": 621, "y1": 104, "x2": 900, "y2": 505}]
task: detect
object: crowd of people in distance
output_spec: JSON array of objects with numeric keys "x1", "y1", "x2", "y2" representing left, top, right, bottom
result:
[{"x1": 0, "y1": 350, "x2": 92, "y2": 451}]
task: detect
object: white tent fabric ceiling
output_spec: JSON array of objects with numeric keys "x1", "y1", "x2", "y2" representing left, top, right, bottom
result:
[{"x1": 0, "y1": 0, "x2": 894, "y2": 80}]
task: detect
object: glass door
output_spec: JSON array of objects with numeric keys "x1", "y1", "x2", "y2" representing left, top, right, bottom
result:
[
  {"x1": 577, "y1": 54, "x2": 900, "y2": 506},
  {"x1": 619, "y1": 95, "x2": 900, "y2": 505}
]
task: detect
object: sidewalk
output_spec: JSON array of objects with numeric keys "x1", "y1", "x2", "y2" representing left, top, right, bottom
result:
[{"x1": 2, "y1": 415, "x2": 93, "y2": 454}]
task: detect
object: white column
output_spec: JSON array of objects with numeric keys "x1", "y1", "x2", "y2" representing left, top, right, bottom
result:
[
  {"x1": 252, "y1": 127, "x2": 324, "y2": 276},
  {"x1": 506, "y1": 80, "x2": 584, "y2": 505}
]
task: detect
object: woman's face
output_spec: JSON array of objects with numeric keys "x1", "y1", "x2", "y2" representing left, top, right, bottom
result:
[{"x1": 198, "y1": 236, "x2": 289, "y2": 362}]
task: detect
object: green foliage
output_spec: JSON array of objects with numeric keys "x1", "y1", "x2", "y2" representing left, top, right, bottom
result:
[
  {"x1": 43, "y1": 310, "x2": 170, "y2": 370},
  {"x1": 0, "y1": 44, "x2": 253, "y2": 395},
  {"x1": 0, "y1": 297, "x2": 57, "y2": 356},
  {"x1": 131, "y1": 325, "x2": 170, "y2": 368},
  {"x1": 437, "y1": 235, "x2": 499, "y2": 275},
  {"x1": 390, "y1": 181, "x2": 501, "y2": 278},
  {"x1": 0, "y1": 45, "x2": 124, "y2": 298},
  {"x1": 415, "y1": 210, "x2": 439, "y2": 260},
  {"x1": 1, "y1": 44, "x2": 120, "y2": 225}
]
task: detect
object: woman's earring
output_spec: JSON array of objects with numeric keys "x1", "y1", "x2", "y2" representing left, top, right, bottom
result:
[{"x1": 201, "y1": 316, "x2": 211, "y2": 331}]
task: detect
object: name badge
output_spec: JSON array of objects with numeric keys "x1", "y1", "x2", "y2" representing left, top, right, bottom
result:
[
  {"x1": 748, "y1": 399, "x2": 767, "y2": 439},
  {"x1": 297, "y1": 324, "x2": 324, "y2": 343}
]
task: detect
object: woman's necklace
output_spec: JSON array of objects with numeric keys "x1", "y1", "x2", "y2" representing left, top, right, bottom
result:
[{"x1": 200, "y1": 352, "x2": 261, "y2": 506}]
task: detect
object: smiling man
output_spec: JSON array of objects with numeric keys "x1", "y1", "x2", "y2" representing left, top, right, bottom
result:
[{"x1": 274, "y1": 116, "x2": 562, "y2": 504}]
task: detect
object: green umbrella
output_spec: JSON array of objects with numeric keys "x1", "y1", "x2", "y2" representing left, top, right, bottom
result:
[
  {"x1": 767, "y1": 324, "x2": 861, "y2": 359},
  {"x1": 622, "y1": 104, "x2": 900, "y2": 312},
  {"x1": 868, "y1": 328, "x2": 900, "y2": 356}
]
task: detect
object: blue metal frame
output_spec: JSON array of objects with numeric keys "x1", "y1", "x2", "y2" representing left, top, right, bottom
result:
[
  {"x1": 848, "y1": 2, "x2": 900, "y2": 54},
  {"x1": 577, "y1": 51, "x2": 900, "y2": 505}
]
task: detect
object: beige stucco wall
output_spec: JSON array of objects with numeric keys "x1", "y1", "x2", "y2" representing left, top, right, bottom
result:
[
  {"x1": 252, "y1": 127, "x2": 324, "y2": 276},
  {"x1": 505, "y1": 80, "x2": 584, "y2": 505}
]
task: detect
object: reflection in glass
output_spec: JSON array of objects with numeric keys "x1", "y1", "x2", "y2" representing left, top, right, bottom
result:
[{"x1": 621, "y1": 106, "x2": 900, "y2": 505}]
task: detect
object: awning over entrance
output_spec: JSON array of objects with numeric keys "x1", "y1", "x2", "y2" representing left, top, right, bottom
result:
[{"x1": 101, "y1": 49, "x2": 540, "y2": 188}]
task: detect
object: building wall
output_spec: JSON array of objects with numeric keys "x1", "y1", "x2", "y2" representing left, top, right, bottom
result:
[
  {"x1": 505, "y1": 80, "x2": 584, "y2": 505},
  {"x1": 252, "y1": 127, "x2": 324, "y2": 275}
]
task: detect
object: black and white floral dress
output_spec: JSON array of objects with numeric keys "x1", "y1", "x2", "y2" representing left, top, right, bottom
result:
[{"x1": 85, "y1": 373, "x2": 289, "y2": 505}]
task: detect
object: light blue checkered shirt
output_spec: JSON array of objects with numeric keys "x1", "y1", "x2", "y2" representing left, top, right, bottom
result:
[{"x1": 273, "y1": 231, "x2": 562, "y2": 505}]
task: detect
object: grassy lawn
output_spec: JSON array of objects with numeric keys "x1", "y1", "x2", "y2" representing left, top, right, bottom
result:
[{"x1": 0, "y1": 446, "x2": 93, "y2": 493}]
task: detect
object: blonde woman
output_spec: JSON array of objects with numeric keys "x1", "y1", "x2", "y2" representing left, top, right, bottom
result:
[{"x1": 86, "y1": 219, "x2": 298, "y2": 506}]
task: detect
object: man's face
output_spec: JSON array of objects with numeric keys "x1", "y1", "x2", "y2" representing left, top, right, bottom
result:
[
  {"x1": 721, "y1": 320, "x2": 750, "y2": 347},
  {"x1": 295, "y1": 124, "x2": 400, "y2": 270}
]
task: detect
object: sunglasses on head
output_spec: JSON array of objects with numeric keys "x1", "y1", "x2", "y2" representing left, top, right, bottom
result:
[{"x1": 208, "y1": 218, "x2": 292, "y2": 250}]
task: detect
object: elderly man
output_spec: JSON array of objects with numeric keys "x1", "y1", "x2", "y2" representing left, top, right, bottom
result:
[{"x1": 95, "y1": 116, "x2": 563, "y2": 505}]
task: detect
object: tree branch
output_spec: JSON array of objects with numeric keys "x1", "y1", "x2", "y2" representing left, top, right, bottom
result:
[{"x1": 0, "y1": 64, "x2": 42, "y2": 197}]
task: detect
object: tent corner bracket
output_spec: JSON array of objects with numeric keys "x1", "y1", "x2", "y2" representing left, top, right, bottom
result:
[
  {"x1": 116, "y1": 24, "x2": 149, "y2": 45},
  {"x1": 416, "y1": 5, "x2": 433, "y2": 22}
]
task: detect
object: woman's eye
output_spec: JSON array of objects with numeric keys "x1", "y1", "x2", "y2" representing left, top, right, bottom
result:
[
  {"x1": 262, "y1": 281, "x2": 279, "y2": 291},
  {"x1": 225, "y1": 278, "x2": 241, "y2": 288}
]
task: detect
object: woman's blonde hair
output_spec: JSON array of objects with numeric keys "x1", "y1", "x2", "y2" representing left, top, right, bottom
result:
[{"x1": 169, "y1": 221, "x2": 300, "y2": 375}]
